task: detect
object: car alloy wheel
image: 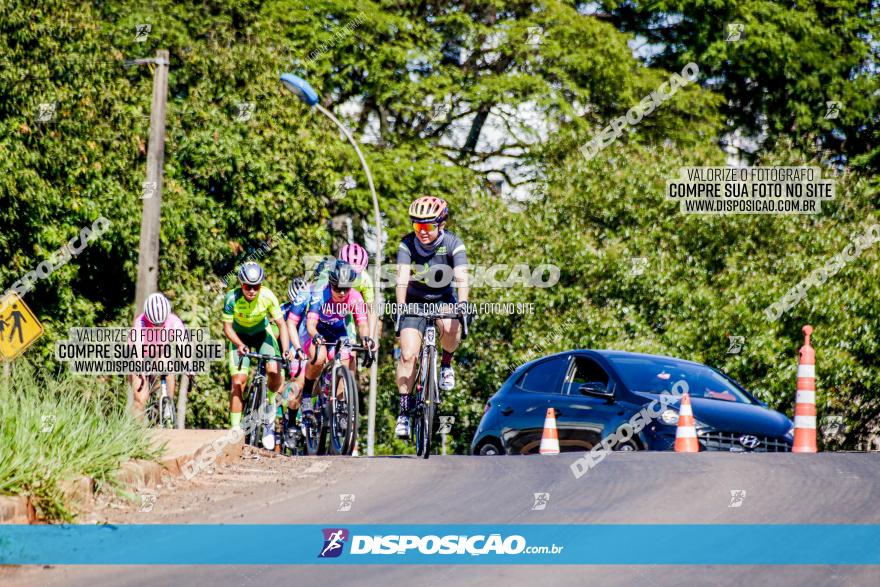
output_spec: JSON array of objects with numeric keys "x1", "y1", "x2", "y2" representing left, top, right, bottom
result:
[{"x1": 478, "y1": 442, "x2": 503, "y2": 455}]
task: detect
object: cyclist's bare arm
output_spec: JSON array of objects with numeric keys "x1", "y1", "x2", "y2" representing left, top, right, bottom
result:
[
  {"x1": 454, "y1": 264, "x2": 469, "y2": 304},
  {"x1": 357, "y1": 320, "x2": 373, "y2": 349},
  {"x1": 273, "y1": 316, "x2": 291, "y2": 357},
  {"x1": 396, "y1": 263, "x2": 410, "y2": 306},
  {"x1": 367, "y1": 302, "x2": 378, "y2": 341},
  {"x1": 306, "y1": 316, "x2": 320, "y2": 339},
  {"x1": 286, "y1": 315, "x2": 303, "y2": 351},
  {"x1": 223, "y1": 322, "x2": 247, "y2": 354}
]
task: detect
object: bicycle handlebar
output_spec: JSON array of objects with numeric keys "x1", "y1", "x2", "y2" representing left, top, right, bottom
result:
[
  {"x1": 400, "y1": 310, "x2": 470, "y2": 339},
  {"x1": 400, "y1": 312, "x2": 461, "y2": 320},
  {"x1": 309, "y1": 338, "x2": 372, "y2": 365},
  {"x1": 236, "y1": 351, "x2": 290, "y2": 371}
]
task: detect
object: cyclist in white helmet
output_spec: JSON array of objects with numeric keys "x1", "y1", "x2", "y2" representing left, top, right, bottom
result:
[{"x1": 130, "y1": 292, "x2": 187, "y2": 417}]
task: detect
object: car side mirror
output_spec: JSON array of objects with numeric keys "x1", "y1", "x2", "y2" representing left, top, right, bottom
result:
[{"x1": 579, "y1": 381, "x2": 612, "y2": 399}]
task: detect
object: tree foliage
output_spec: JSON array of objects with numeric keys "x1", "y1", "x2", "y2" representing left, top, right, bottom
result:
[{"x1": 1, "y1": 0, "x2": 877, "y2": 453}]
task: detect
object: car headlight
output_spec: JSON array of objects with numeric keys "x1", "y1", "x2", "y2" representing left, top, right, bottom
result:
[{"x1": 659, "y1": 408, "x2": 679, "y2": 425}]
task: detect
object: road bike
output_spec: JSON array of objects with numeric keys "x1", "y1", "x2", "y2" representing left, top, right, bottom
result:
[
  {"x1": 304, "y1": 338, "x2": 371, "y2": 456},
  {"x1": 238, "y1": 352, "x2": 289, "y2": 448},
  {"x1": 401, "y1": 308, "x2": 467, "y2": 459},
  {"x1": 144, "y1": 374, "x2": 176, "y2": 429}
]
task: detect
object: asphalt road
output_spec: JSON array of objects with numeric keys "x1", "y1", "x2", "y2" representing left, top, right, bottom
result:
[{"x1": 7, "y1": 451, "x2": 880, "y2": 586}]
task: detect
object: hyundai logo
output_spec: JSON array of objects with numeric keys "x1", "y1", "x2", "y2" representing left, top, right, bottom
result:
[{"x1": 738, "y1": 435, "x2": 761, "y2": 449}]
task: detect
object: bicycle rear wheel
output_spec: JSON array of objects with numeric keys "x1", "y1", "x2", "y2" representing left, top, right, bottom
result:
[{"x1": 329, "y1": 366, "x2": 359, "y2": 455}]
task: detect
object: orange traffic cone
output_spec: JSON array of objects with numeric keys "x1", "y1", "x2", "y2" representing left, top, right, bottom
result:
[
  {"x1": 674, "y1": 392, "x2": 700, "y2": 452},
  {"x1": 539, "y1": 408, "x2": 560, "y2": 455},
  {"x1": 793, "y1": 325, "x2": 817, "y2": 453},
  {"x1": 352, "y1": 438, "x2": 360, "y2": 457}
]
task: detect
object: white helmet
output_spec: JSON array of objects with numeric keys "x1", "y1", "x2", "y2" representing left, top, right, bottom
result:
[{"x1": 144, "y1": 293, "x2": 171, "y2": 325}]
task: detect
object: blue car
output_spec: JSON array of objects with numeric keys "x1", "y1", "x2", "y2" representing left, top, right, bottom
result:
[{"x1": 471, "y1": 350, "x2": 794, "y2": 455}]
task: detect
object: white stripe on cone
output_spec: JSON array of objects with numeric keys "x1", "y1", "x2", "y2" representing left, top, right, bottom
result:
[
  {"x1": 794, "y1": 415, "x2": 817, "y2": 429},
  {"x1": 796, "y1": 390, "x2": 816, "y2": 404},
  {"x1": 540, "y1": 439, "x2": 559, "y2": 454},
  {"x1": 797, "y1": 364, "x2": 816, "y2": 378},
  {"x1": 675, "y1": 427, "x2": 697, "y2": 439},
  {"x1": 679, "y1": 404, "x2": 693, "y2": 417}
]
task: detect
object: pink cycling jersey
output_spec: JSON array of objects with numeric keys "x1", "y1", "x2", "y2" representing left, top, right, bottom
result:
[
  {"x1": 132, "y1": 312, "x2": 186, "y2": 358},
  {"x1": 302, "y1": 289, "x2": 366, "y2": 362},
  {"x1": 133, "y1": 312, "x2": 185, "y2": 331},
  {"x1": 305, "y1": 288, "x2": 367, "y2": 338}
]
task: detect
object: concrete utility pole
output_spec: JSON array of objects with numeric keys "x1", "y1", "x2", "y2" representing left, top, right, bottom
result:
[
  {"x1": 127, "y1": 49, "x2": 169, "y2": 409},
  {"x1": 133, "y1": 49, "x2": 170, "y2": 317}
]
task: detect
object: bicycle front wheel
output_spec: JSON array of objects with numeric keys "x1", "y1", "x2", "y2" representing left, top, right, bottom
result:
[
  {"x1": 243, "y1": 377, "x2": 264, "y2": 447},
  {"x1": 329, "y1": 366, "x2": 359, "y2": 455},
  {"x1": 143, "y1": 376, "x2": 161, "y2": 427},
  {"x1": 415, "y1": 350, "x2": 436, "y2": 459},
  {"x1": 303, "y1": 412, "x2": 321, "y2": 456},
  {"x1": 160, "y1": 395, "x2": 176, "y2": 429}
]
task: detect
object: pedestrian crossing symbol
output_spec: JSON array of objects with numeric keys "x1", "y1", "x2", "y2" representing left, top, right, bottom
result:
[{"x1": 0, "y1": 294, "x2": 44, "y2": 360}]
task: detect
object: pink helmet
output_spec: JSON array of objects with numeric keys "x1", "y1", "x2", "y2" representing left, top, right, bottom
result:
[{"x1": 339, "y1": 243, "x2": 369, "y2": 272}]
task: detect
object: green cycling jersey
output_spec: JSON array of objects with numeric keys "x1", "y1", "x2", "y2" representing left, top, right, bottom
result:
[{"x1": 222, "y1": 287, "x2": 284, "y2": 335}]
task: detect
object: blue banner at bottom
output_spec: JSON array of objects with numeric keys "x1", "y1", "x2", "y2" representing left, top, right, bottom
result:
[{"x1": 1, "y1": 525, "x2": 879, "y2": 565}]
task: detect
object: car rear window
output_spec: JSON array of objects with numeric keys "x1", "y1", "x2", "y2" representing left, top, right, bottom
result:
[
  {"x1": 604, "y1": 355, "x2": 754, "y2": 404},
  {"x1": 516, "y1": 356, "x2": 567, "y2": 394}
]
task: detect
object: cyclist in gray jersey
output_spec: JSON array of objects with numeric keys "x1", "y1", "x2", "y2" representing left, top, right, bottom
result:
[{"x1": 394, "y1": 196, "x2": 471, "y2": 438}]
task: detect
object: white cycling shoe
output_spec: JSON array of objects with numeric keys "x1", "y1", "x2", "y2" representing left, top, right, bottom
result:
[
  {"x1": 262, "y1": 428, "x2": 275, "y2": 451},
  {"x1": 395, "y1": 416, "x2": 411, "y2": 439},
  {"x1": 439, "y1": 366, "x2": 455, "y2": 391}
]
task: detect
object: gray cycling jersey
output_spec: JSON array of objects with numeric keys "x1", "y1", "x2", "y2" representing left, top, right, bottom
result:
[{"x1": 397, "y1": 230, "x2": 468, "y2": 302}]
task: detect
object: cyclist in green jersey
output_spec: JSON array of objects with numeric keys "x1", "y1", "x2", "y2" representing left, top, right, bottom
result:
[{"x1": 222, "y1": 262, "x2": 291, "y2": 448}]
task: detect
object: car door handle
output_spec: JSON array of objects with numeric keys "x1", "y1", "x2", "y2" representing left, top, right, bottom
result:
[{"x1": 501, "y1": 406, "x2": 513, "y2": 416}]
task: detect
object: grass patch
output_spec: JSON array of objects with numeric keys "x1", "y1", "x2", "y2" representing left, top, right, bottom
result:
[{"x1": 0, "y1": 360, "x2": 162, "y2": 522}]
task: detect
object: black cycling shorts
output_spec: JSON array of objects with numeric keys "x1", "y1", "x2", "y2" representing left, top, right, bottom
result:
[{"x1": 399, "y1": 293, "x2": 457, "y2": 334}]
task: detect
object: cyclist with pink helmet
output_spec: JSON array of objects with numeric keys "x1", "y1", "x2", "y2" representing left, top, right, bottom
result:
[{"x1": 338, "y1": 242, "x2": 377, "y2": 345}]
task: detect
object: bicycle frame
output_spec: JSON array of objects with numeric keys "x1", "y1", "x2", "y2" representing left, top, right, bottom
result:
[
  {"x1": 314, "y1": 338, "x2": 368, "y2": 393},
  {"x1": 237, "y1": 352, "x2": 289, "y2": 446},
  {"x1": 146, "y1": 373, "x2": 175, "y2": 428},
  {"x1": 400, "y1": 309, "x2": 464, "y2": 458},
  {"x1": 420, "y1": 323, "x2": 439, "y2": 406},
  {"x1": 309, "y1": 338, "x2": 369, "y2": 455}
]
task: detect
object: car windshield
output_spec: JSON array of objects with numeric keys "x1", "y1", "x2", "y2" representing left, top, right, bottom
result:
[{"x1": 605, "y1": 355, "x2": 754, "y2": 404}]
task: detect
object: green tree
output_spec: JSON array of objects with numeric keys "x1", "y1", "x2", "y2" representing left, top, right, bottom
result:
[{"x1": 594, "y1": 0, "x2": 880, "y2": 170}]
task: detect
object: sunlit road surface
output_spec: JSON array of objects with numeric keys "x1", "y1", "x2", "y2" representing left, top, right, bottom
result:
[{"x1": 8, "y1": 452, "x2": 880, "y2": 586}]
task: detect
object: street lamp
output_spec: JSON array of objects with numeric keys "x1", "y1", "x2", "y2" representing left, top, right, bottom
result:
[{"x1": 280, "y1": 73, "x2": 385, "y2": 457}]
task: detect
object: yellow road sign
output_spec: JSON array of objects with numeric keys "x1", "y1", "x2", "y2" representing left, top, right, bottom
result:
[{"x1": 0, "y1": 294, "x2": 44, "y2": 360}]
